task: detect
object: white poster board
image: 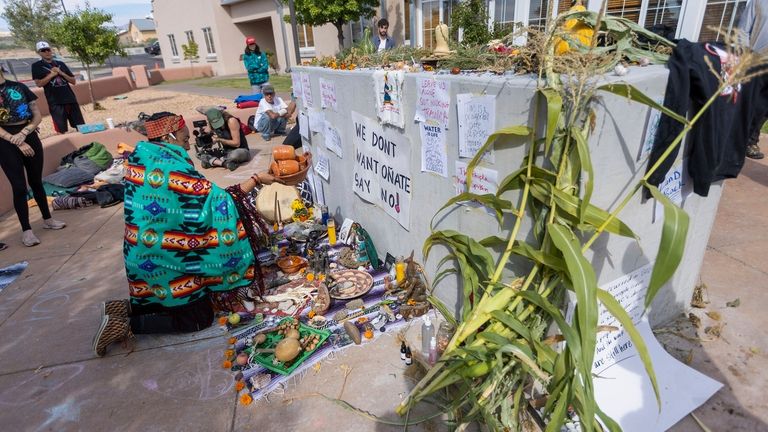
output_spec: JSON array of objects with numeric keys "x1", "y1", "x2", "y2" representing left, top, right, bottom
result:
[
  {"x1": 324, "y1": 121, "x2": 343, "y2": 158},
  {"x1": 373, "y1": 70, "x2": 405, "y2": 128},
  {"x1": 415, "y1": 77, "x2": 451, "y2": 127},
  {"x1": 298, "y1": 111, "x2": 309, "y2": 140},
  {"x1": 300, "y1": 73, "x2": 313, "y2": 108},
  {"x1": 420, "y1": 122, "x2": 448, "y2": 177},
  {"x1": 290, "y1": 72, "x2": 303, "y2": 101},
  {"x1": 351, "y1": 111, "x2": 412, "y2": 230},
  {"x1": 319, "y1": 78, "x2": 338, "y2": 112},
  {"x1": 454, "y1": 161, "x2": 498, "y2": 195},
  {"x1": 457, "y1": 94, "x2": 496, "y2": 162}
]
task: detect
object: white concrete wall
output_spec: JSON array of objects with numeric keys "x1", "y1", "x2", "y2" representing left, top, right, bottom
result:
[{"x1": 293, "y1": 65, "x2": 721, "y2": 326}]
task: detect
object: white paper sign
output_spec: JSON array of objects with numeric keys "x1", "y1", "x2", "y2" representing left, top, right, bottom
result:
[
  {"x1": 351, "y1": 111, "x2": 412, "y2": 230},
  {"x1": 454, "y1": 161, "x2": 498, "y2": 195},
  {"x1": 300, "y1": 73, "x2": 313, "y2": 108},
  {"x1": 373, "y1": 70, "x2": 405, "y2": 128},
  {"x1": 415, "y1": 77, "x2": 451, "y2": 127},
  {"x1": 653, "y1": 162, "x2": 683, "y2": 223},
  {"x1": 314, "y1": 149, "x2": 330, "y2": 181},
  {"x1": 307, "y1": 170, "x2": 324, "y2": 206},
  {"x1": 291, "y1": 72, "x2": 303, "y2": 101},
  {"x1": 308, "y1": 110, "x2": 325, "y2": 133},
  {"x1": 323, "y1": 121, "x2": 343, "y2": 158},
  {"x1": 298, "y1": 111, "x2": 309, "y2": 140},
  {"x1": 640, "y1": 98, "x2": 664, "y2": 159},
  {"x1": 319, "y1": 78, "x2": 338, "y2": 112},
  {"x1": 420, "y1": 122, "x2": 448, "y2": 177},
  {"x1": 457, "y1": 94, "x2": 496, "y2": 162}
]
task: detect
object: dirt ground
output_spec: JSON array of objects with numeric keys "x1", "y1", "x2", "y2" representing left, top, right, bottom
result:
[{"x1": 36, "y1": 87, "x2": 233, "y2": 139}]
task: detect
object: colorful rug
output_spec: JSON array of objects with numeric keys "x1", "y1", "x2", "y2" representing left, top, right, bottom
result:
[{"x1": 0, "y1": 261, "x2": 28, "y2": 295}]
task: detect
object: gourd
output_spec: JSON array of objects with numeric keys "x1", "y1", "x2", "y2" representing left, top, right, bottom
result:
[
  {"x1": 275, "y1": 337, "x2": 302, "y2": 362},
  {"x1": 554, "y1": 2, "x2": 594, "y2": 55}
]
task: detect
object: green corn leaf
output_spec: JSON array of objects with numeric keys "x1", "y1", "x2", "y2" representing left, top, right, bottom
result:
[
  {"x1": 597, "y1": 288, "x2": 661, "y2": 409},
  {"x1": 545, "y1": 384, "x2": 571, "y2": 432},
  {"x1": 571, "y1": 378, "x2": 597, "y2": 432},
  {"x1": 548, "y1": 224, "x2": 598, "y2": 387},
  {"x1": 479, "y1": 235, "x2": 506, "y2": 249},
  {"x1": 642, "y1": 181, "x2": 690, "y2": 308},
  {"x1": 510, "y1": 242, "x2": 567, "y2": 273},
  {"x1": 466, "y1": 125, "x2": 531, "y2": 191},
  {"x1": 598, "y1": 83, "x2": 689, "y2": 126},
  {"x1": 433, "y1": 268, "x2": 458, "y2": 287},
  {"x1": 490, "y1": 310, "x2": 533, "y2": 342},
  {"x1": 571, "y1": 126, "x2": 594, "y2": 223},
  {"x1": 540, "y1": 88, "x2": 563, "y2": 155},
  {"x1": 596, "y1": 406, "x2": 623, "y2": 432},
  {"x1": 428, "y1": 295, "x2": 458, "y2": 327},
  {"x1": 497, "y1": 165, "x2": 558, "y2": 197},
  {"x1": 431, "y1": 192, "x2": 514, "y2": 230},
  {"x1": 516, "y1": 290, "x2": 582, "y2": 367},
  {"x1": 497, "y1": 341, "x2": 551, "y2": 382}
]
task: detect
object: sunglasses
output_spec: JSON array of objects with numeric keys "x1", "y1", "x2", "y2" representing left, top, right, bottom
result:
[{"x1": 39, "y1": 48, "x2": 51, "y2": 52}]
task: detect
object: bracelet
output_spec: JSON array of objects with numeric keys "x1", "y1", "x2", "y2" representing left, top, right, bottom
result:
[{"x1": 250, "y1": 175, "x2": 261, "y2": 184}]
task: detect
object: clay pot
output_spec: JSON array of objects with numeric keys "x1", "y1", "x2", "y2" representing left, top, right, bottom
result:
[
  {"x1": 272, "y1": 145, "x2": 296, "y2": 161},
  {"x1": 277, "y1": 160, "x2": 300, "y2": 176},
  {"x1": 277, "y1": 256, "x2": 308, "y2": 274},
  {"x1": 270, "y1": 161, "x2": 279, "y2": 176}
]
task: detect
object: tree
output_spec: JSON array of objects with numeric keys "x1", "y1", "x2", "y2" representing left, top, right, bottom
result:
[
  {"x1": 181, "y1": 39, "x2": 199, "y2": 74},
  {"x1": 289, "y1": 0, "x2": 379, "y2": 50},
  {"x1": 1, "y1": 0, "x2": 63, "y2": 50},
  {"x1": 50, "y1": 6, "x2": 124, "y2": 110},
  {"x1": 450, "y1": 0, "x2": 492, "y2": 46}
]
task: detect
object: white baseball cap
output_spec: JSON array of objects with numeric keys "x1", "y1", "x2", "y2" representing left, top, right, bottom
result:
[{"x1": 36, "y1": 41, "x2": 51, "y2": 51}]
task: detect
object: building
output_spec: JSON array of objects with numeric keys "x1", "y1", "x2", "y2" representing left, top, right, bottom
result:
[
  {"x1": 152, "y1": 0, "x2": 750, "y2": 76},
  {"x1": 126, "y1": 19, "x2": 158, "y2": 44}
]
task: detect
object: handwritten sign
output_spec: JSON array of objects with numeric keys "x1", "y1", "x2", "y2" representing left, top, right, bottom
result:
[
  {"x1": 291, "y1": 72, "x2": 303, "y2": 101},
  {"x1": 454, "y1": 161, "x2": 498, "y2": 195},
  {"x1": 308, "y1": 109, "x2": 325, "y2": 133},
  {"x1": 298, "y1": 111, "x2": 309, "y2": 140},
  {"x1": 351, "y1": 111, "x2": 412, "y2": 230},
  {"x1": 314, "y1": 149, "x2": 330, "y2": 181},
  {"x1": 324, "y1": 121, "x2": 343, "y2": 158},
  {"x1": 300, "y1": 73, "x2": 313, "y2": 108},
  {"x1": 593, "y1": 264, "x2": 651, "y2": 373},
  {"x1": 319, "y1": 78, "x2": 338, "y2": 112},
  {"x1": 457, "y1": 94, "x2": 496, "y2": 162},
  {"x1": 415, "y1": 78, "x2": 451, "y2": 127},
  {"x1": 654, "y1": 162, "x2": 683, "y2": 223},
  {"x1": 640, "y1": 98, "x2": 664, "y2": 159},
  {"x1": 373, "y1": 70, "x2": 405, "y2": 128},
  {"x1": 420, "y1": 122, "x2": 448, "y2": 177}
]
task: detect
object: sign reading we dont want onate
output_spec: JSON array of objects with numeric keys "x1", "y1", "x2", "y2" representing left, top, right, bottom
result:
[{"x1": 351, "y1": 111, "x2": 412, "y2": 230}]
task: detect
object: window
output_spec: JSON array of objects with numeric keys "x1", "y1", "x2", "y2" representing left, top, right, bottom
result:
[
  {"x1": 298, "y1": 25, "x2": 315, "y2": 48},
  {"x1": 644, "y1": 0, "x2": 683, "y2": 41},
  {"x1": 202, "y1": 27, "x2": 216, "y2": 54},
  {"x1": 529, "y1": 0, "x2": 552, "y2": 30},
  {"x1": 606, "y1": 0, "x2": 642, "y2": 24},
  {"x1": 699, "y1": 0, "x2": 747, "y2": 42},
  {"x1": 404, "y1": 0, "x2": 412, "y2": 44},
  {"x1": 494, "y1": 0, "x2": 517, "y2": 33},
  {"x1": 185, "y1": 30, "x2": 195, "y2": 44},
  {"x1": 167, "y1": 34, "x2": 179, "y2": 57},
  {"x1": 349, "y1": 17, "x2": 372, "y2": 45}
]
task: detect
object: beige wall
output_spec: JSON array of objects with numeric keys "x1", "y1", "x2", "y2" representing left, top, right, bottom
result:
[{"x1": 31, "y1": 76, "x2": 134, "y2": 116}]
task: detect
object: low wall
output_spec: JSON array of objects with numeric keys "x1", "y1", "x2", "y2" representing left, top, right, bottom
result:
[
  {"x1": 0, "y1": 107, "x2": 258, "y2": 215},
  {"x1": 149, "y1": 65, "x2": 214, "y2": 81},
  {"x1": 294, "y1": 65, "x2": 722, "y2": 326},
  {"x1": 32, "y1": 76, "x2": 134, "y2": 116}
]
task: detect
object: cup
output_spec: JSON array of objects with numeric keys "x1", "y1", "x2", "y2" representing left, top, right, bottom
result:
[{"x1": 106, "y1": 118, "x2": 115, "y2": 129}]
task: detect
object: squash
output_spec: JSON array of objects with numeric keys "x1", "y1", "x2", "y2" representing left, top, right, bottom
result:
[
  {"x1": 554, "y1": 3, "x2": 594, "y2": 55},
  {"x1": 275, "y1": 337, "x2": 302, "y2": 362}
]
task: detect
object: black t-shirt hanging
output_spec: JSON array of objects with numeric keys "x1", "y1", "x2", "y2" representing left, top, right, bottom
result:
[
  {"x1": 0, "y1": 80, "x2": 38, "y2": 125},
  {"x1": 31, "y1": 59, "x2": 77, "y2": 105}
]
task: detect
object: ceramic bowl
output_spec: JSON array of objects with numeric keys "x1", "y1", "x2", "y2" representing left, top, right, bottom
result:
[{"x1": 277, "y1": 255, "x2": 308, "y2": 274}]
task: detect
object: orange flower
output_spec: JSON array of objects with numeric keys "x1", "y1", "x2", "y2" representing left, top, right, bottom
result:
[
  {"x1": 235, "y1": 381, "x2": 245, "y2": 392},
  {"x1": 224, "y1": 349, "x2": 235, "y2": 358},
  {"x1": 228, "y1": 337, "x2": 237, "y2": 345},
  {"x1": 317, "y1": 273, "x2": 326, "y2": 282},
  {"x1": 348, "y1": 64, "x2": 357, "y2": 70},
  {"x1": 218, "y1": 316, "x2": 228, "y2": 326},
  {"x1": 240, "y1": 393, "x2": 253, "y2": 405},
  {"x1": 306, "y1": 272, "x2": 315, "y2": 282},
  {"x1": 223, "y1": 360, "x2": 233, "y2": 369},
  {"x1": 307, "y1": 310, "x2": 316, "y2": 319}
]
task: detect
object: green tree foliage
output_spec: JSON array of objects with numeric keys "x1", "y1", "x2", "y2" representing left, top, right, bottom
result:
[
  {"x1": 450, "y1": 0, "x2": 492, "y2": 46},
  {"x1": 1, "y1": 0, "x2": 63, "y2": 50},
  {"x1": 289, "y1": 0, "x2": 379, "y2": 50},
  {"x1": 50, "y1": 6, "x2": 124, "y2": 110},
  {"x1": 181, "y1": 39, "x2": 199, "y2": 63}
]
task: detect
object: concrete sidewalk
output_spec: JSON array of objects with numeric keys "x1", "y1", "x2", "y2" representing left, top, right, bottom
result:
[{"x1": 0, "y1": 134, "x2": 765, "y2": 431}]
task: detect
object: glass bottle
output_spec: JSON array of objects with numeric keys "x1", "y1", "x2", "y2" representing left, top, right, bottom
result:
[
  {"x1": 327, "y1": 219, "x2": 337, "y2": 246},
  {"x1": 436, "y1": 321, "x2": 455, "y2": 357}
]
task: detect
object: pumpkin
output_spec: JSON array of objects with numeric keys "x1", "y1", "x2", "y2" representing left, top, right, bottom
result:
[{"x1": 554, "y1": 3, "x2": 594, "y2": 55}]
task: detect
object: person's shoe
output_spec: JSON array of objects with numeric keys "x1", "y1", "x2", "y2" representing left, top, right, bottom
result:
[
  {"x1": 225, "y1": 161, "x2": 238, "y2": 171},
  {"x1": 21, "y1": 230, "x2": 40, "y2": 247},
  {"x1": 262, "y1": 134, "x2": 272, "y2": 141},
  {"x1": 92, "y1": 314, "x2": 134, "y2": 357},
  {"x1": 200, "y1": 155, "x2": 212, "y2": 169},
  {"x1": 101, "y1": 299, "x2": 131, "y2": 319},
  {"x1": 746, "y1": 144, "x2": 764, "y2": 160},
  {"x1": 42, "y1": 218, "x2": 66, "y2": 230},
  {"x1": 0, "y1": 242, "x2": 6, "y2": 251}
]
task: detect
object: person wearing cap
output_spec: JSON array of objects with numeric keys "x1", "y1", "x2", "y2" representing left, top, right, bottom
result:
[
  {"x1": 242, "y1": 37, "x2": 270, "y2": 94},
  {"x1": 0, "y1": 64, "x2": 67, "y2": 247},
  {"x1": 254, "y1": 85, "x2": 295, "y2": 141},
  {"x1": 92, "y1": 111, "x2": 281, "y2": 356},
  {"x1": 30, "y1": 41, "x2": 84, "y2": 134},
  {"x1": 200, "y1": 107, "x2": 251, "y2": 171}
]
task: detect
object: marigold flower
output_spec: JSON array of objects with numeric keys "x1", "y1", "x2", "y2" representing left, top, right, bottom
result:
[
  {"x1": 218, "y1": 316, "x2": 228, "y2": 326},
  {"x1": 224, "y1": 349, "x2": 235, "y2": 358},
  {"x1": 235, "y1": 381, "x2": 245, "y2": 392},
  {"x1": 228, "y1": 337, "x2": 237, "y2": 345},
  {"x1": 240, "y1": 393, "x2": 253, "y2": 405},
  {"x1": 223, "y1": 360, "x2": 233, "y2": 369}
]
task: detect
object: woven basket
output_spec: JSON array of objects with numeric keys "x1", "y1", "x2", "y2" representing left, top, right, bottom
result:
[{"x1": 271, "y1": 152, "x2": 312, "y2": 186}]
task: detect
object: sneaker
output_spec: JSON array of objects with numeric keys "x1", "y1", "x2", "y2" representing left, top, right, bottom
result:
[
  {"x1": 200, "y1": 155, "x2": 212, "y2": 169},
  {"x1": 746, "y1": 144, "x2": 764, "y2": 160},
  {"x1": 225, "y1": 161, "x2": 238, "y2": 171},
  {"x1": 21, "y1": 230, "x2": 40, "y2": 247},
  {"x1": 101, "y1": 299, "x2": 131, "y2": 319},
  {"x1": 262, "y1": 134, "x2": 272, "y2": 142},
  {"x1": 43, "y1": 218, "x2": 66, "y2": 230},
  {"x1": 92, "y1": 314, "x2": 134, "y2": 357}
]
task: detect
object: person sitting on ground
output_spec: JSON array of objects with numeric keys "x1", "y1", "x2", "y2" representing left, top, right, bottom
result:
[
  {"x1": 0, "y1": 66, "x2": 66, "y2": 247},
  {"x1": 739, "y1": 0, "x2": 768, "y2": 159},
  {"x1": 92, "y1": 111, "x2": 282, "y2": 357},
  {"x1": 200, "y1": 107, "x2": 251, "y2": 171},
  {"x1": 254, "y1": 85, "x2": 295, "y2": 141}
]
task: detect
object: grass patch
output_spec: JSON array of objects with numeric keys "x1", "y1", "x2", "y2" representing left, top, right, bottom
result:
[
  {"x1": 197, "y1": 75, "x2": 292, "y2": 93},
  {"x1": 762, "y1": 121, "x2": 768, "y2": 134}
]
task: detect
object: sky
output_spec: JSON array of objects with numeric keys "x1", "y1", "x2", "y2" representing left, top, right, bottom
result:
[{"x1": 0, "y1": 0, "x2": 153, "y2": 32}]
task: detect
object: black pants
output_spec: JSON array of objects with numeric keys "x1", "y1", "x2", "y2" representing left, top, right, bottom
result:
[
  {"x1": 50, "y1": 103, "x2": 85, "y2": 133},
  {"x1": 129, "y1": 295, "x2": 214, "y2": 334},
  {"x1": 748, "y1": 113, "x2": 767, "y2": 147},
  {"x1": 283, "y1": 120, "x2": 302, "y2": 149},
  {"x1": 0, "y1": 125, "x2": 51, "y2": 231}
]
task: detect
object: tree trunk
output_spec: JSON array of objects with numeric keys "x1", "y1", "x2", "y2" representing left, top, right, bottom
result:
[
  {"x1": 334, "y1": 22, "x2": 345, "y2": 51},
  {"x1": 85, "y1": 65, "x2": 102, "y2": 110}
]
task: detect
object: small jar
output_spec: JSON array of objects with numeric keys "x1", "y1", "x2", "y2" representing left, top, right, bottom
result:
[{"x1": 436, "y1": 321, "x2": 455, "y2": 356}]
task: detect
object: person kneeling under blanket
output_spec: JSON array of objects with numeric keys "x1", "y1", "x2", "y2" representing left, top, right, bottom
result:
[
  {"x1": 200, "y1": 107, "x2": 252, "y2": 171},
  {"x1": 254, "y1": 85, "x2": 295, "y2": 141},
  {"x1": 92, "y1": 111, "x2": 283, "y2": 357}
]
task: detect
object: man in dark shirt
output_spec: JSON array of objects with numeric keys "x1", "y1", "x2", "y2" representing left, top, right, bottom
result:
[{"x1": 31, "y1": 41, "x2": 84, "y2": 133}]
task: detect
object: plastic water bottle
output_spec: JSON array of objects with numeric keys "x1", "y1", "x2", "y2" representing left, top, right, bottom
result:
[
  {"x1": 428, "y1": 336, "x2": 438, "y2": 365},
  {"x1": 421, "y1": 315, "x2": 434, "y2": 354}
]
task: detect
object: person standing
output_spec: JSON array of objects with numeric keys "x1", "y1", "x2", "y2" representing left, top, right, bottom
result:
[
  {"x1": 0, "y1": 67, "x2": 66, "y2": 247},
  {"x1": 372, "y1": 18, "x2": 396, "y2": 52},
  {"x1": 31, "y1": 41, "x2": 84, "y2": 134},
  {"x1": 740, "y1": 0, "x2": 768, "y2": 159},
  {"x1": 242, "y1": 37, "x2": 270, "y2": 94}
]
